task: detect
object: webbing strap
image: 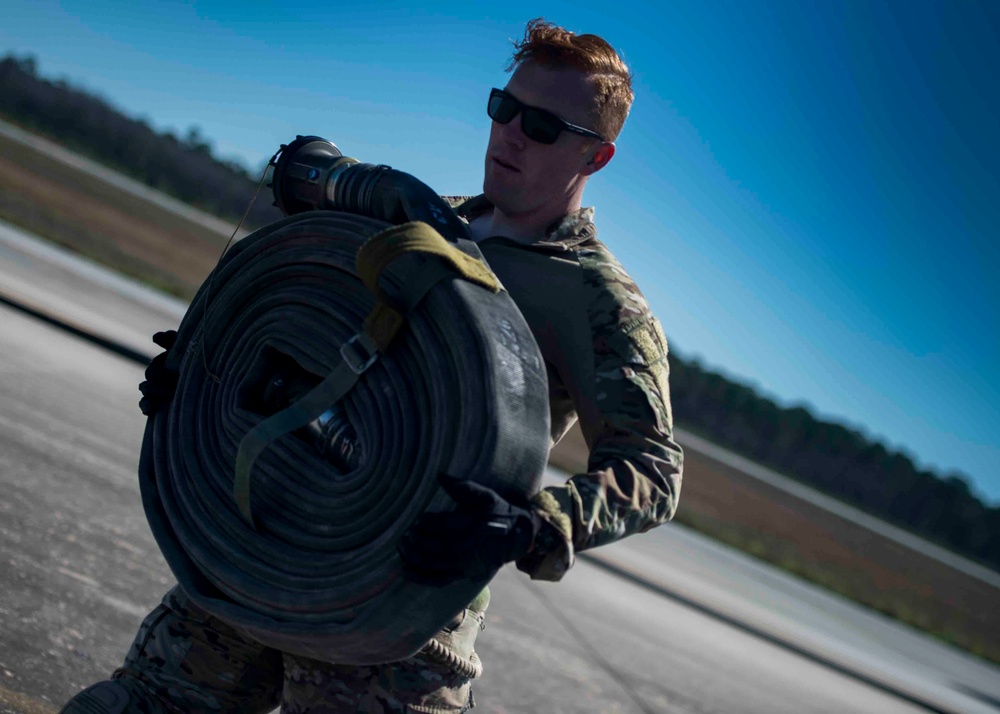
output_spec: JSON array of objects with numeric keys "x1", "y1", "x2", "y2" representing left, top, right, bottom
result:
[
  {"x1": 233, "y1": 338, "x2": 375, "y2": 523},
  {"x1": 233, "y1": 221, "x2": 500, "y2": 526},
  {"x1": 356, "y1": 221, "x2": 500, "y2": 299}
]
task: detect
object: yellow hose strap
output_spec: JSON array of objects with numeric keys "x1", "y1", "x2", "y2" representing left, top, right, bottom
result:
[
  {"x1": 234, "y1": 221, "x2": 500, "y2": 526},
  {"x1": 357, "y1": 221, "x2": 500, "y2": 351},
  {"x1": 234, "y1": 351, "x2": 371, "y2": 524},
  {"x1": 357, "y1": 221, "x2": 500, "y2": 299}
]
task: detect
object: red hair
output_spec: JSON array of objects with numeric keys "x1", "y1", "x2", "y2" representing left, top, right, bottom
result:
[{"x1": 508, "y1": 18, "x2": 634, "y2": 141}]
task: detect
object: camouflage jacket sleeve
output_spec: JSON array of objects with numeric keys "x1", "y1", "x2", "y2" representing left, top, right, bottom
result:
[{"x1": 515, "y1": 243, "x2": 684, "y2": 581}]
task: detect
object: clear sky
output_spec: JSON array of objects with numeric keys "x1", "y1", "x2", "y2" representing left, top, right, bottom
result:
[{"x1": 2, "y1": 0, "x2": 998, "y2": 503}]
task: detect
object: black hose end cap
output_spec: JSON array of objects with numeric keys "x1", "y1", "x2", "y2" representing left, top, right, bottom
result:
[{"x1": 271, "y1": 135, "x2": 342, "y2": 215}]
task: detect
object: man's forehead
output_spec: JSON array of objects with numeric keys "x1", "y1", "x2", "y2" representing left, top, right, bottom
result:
[{"x1": 505, "y1": 62, "x2": 597, "y2": 117}]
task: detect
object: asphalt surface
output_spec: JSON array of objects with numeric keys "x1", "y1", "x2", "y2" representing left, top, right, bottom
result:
[
  {"x1": 2, "y1": 220, "x2": 1000, "y2": 713},
  {"x1": 0, "y1": 302, "x2": 927, "y2": 714}
]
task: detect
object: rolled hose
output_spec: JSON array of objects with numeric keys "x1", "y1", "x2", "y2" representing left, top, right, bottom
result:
[{"x1": 138, "y1": 207, "x2": 550, "y2": 664}]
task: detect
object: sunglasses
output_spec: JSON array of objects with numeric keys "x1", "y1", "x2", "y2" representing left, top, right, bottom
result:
[{"x1": 487, "y1": 88, "x2": 605, "y2": 145}]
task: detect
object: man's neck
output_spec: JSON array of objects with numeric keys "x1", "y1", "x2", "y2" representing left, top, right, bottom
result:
[{"x1": 471, "y1": 198, "x2": 582, "y2": 243}]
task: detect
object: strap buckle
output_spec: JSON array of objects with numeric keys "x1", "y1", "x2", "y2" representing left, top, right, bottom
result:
[{"x1": 340, "y1": 332, "x2": 379, "y2": 375}]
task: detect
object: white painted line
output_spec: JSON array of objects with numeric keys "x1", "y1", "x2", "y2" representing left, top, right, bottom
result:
[{"x1": 0, "y1": 219, "x2": 188, "y2": 321}]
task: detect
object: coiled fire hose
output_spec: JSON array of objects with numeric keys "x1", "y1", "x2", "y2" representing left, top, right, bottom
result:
[{"x1": 137, "y1": 138, "x2": 550, "y2": 664}]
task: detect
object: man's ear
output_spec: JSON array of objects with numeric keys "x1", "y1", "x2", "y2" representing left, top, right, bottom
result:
[{"x1": 583, "y1": 142, "x2": 616, "y2": 175}]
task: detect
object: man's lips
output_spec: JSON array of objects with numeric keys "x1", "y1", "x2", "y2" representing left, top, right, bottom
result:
[{"x1": 492, "y1": 156, "x2": 520, "y2": 172}]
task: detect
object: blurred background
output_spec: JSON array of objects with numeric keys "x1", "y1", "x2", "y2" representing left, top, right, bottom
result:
[{"x1": 0, "y1": 1, "x2": 998, "y2": 711}]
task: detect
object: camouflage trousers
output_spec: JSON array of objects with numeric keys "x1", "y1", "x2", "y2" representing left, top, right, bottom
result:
[{"x1": 98, "y1": 586, "x2": 481, "y2": 713}]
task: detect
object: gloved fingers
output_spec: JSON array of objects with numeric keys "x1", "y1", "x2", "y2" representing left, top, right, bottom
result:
[
  {"x1": 437, "y1": 475, "x2": 500, "y2": 511},
  {"x1": 138, "y1": 391, "x2": 175, "y2": 416},
  {"x1": 138, "y1": 363, "x2": 179, "y2": 416},
  {"x1": 144, "y1": 353, "x2": 172, "y2": 379},
  {"x1": 397, "y1": 535, "x2": 451, "y2": 563},
  {"x1": 152, "y1": 329, "x2": 178, "y2": 350},
  {"x1": 145, "y1": 358, "x2": 177, "y2": 379},
  {"x1": 400, "y1": 515, "x2": 484, "y2": 552},
  {"x1": 398, "y1": 560, "x2": 466, "y2": 587},
  {"x1": 398, "y1": 476, "x2": 535, "y2": 587},
  {"x1": 407, "y1": 511, "x2": 479, "y2": 537},
  {"x1": 139, "y1": 378, "x2": 174, "y2": 400},
  {"x1": 397, "y1": 535, "x2": 493, "y2": 586},
  {"x1": 397, "y1": 536, "x2": 467, "y2": 576},
  {"x1": 141, "y1": 371, "x2": 179, "y2": 400},
  {"x1": 500, "y1": 520, "x2": 535, "y2": 562}
]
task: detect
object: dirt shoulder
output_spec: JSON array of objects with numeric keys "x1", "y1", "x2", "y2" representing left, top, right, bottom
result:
[
  {"x1": 550, "y1": 422, "x2": 1000, "y2": 664},
  {"x1": 0, "y1": 132, "x2": 225, "y2": 298}
]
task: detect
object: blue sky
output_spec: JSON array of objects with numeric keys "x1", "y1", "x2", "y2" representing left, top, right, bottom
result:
[{"x1": 3, "y1": 0, "x2": 998, "y2": 503}]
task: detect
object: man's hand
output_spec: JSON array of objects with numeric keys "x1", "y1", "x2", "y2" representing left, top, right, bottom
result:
[
  {"x1": 139, "y1": 330, "x2": 179, "y2": 416},
  {"x1": 398, "y1": 475, "x2": 536, "y2": 586}
]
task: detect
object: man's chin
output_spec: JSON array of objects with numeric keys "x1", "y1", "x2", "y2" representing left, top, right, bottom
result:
[
  {"x1": 483, "y1": 180, "x2": 524, "y2": 216},
  {"x1": 483, "y1": 189, "x2": 516, "y2": 217}
]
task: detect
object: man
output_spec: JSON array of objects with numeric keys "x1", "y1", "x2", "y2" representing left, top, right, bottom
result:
[{"x1": 62, "y1": 18, "x2": 682, "y2": 713}]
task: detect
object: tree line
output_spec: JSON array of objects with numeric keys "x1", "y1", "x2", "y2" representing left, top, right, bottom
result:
[
  {"x1": 2, "y1": 52, "x2": 997, "y2": 571},
  {"x1": 668, "y1": 355, "x2": 999, "y2": 569},
  {"x1": 0, "y1": 53, "x2": 282, "y2": 228}
]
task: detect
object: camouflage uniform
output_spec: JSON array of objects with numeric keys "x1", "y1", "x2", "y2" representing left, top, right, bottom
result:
[
  {"x1": 450, "y1": 195, "x2": 683, "y2": 582},
  {"x1": 68, "y1": 585, "x2": 481, "y2": 713},
  {"x1": 62, "y1": 198, "x2": 681, "y2": 713}
]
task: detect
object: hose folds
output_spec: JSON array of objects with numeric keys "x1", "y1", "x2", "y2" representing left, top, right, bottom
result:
[{"x1": 138, "y1": 204, "x2": 550, "y2": 664}]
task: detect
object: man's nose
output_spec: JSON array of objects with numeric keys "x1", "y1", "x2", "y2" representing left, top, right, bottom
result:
[{"x1": 498, "y1": 112, "x2": 526, "y2": 146}]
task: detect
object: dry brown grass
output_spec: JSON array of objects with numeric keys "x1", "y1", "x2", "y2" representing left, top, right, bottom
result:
[
  {"x1": 0, "y1": 133, "x2": 226, "y2": 297},
  {"x1": 3, "y1": 128, "x2": 998, "y2": 665},
  {"x1": 550, "y1": 423, "x2": 1000, "y2": 663}
]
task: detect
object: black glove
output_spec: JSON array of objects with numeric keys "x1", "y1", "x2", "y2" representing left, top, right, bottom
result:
[
  {"x1": 139, "y1": 330, "x2": 179, "y2": 416},
  {"x1": 398, "y1": 475, "x2": 535, "y2": 586}
]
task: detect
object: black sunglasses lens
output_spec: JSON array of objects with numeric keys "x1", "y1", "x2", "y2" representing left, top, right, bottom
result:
[
  {"x1": 521, "y1": 109, "x2": 561, "y2": 144},
  {"x1": 488, "y1": 89, "x2": 562, "y2": 144},
  {"x1": 488, "y1": 92, "x2": 518, "y2": 124}
]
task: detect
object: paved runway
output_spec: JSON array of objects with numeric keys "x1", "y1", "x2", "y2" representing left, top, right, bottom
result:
[{"x1": 2, "y1": 220, "x2": 999, "y2": 713}]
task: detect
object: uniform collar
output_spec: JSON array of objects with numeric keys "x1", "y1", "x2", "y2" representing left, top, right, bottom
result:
[{"x1": 449, "y1": 195, "x2": 597, "y2": 252}]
